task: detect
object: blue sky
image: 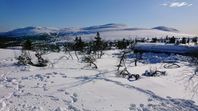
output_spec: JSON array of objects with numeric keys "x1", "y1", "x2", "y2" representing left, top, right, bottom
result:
[{"x1": 0, "y1": 0, "x2": 197, "y2": 34}]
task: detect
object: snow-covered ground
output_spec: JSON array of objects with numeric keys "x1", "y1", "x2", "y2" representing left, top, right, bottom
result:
[
  {"x1": 0, "y1": 48, "x2": 198, "y2": 111},
  {"x1": 134, "y1": 43, "x2": 198, "y2": 54}
]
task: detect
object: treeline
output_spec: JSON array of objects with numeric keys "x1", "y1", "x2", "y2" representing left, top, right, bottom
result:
[
  {"x1": 0, "y1": 32, "x2": 134, "y2": 50},
  {"x1": 139, "y1": 36, "x2": 198, "y2": 45},
  {"x1": 1, "y1": 33, "x2": 198, "y2": 50},
  {"x1": 14, "y1": 32, "x2": 198, "y2": 79},
  {"x1": 22, "y1": 32, "x2": 134, "y2": 53},
  {"x1": 15, "y1": 32, "x2": 134, "y2": 69},
  {"x1": 0, "y1": 34, "x2": 54, "y2": 48}
]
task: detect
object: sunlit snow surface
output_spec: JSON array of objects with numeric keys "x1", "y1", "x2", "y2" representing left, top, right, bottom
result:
[{"x1": 0, "y1": 49, "x2": 198, "y2": 111}]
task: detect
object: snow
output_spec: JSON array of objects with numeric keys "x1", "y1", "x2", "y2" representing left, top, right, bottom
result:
[
  {"x1": 77, "y1": 29, "x2": 193, "y2": 41},
  {"x1": 1, "y1": 24, "x2": 194, "y2": 39},
  {"x1": 134, "y1": 43, "x2": 198, "y2": 54},
  {"x1": 2, "y1": 26, "x2": 59, "y2": 37},
  {"x1": 0, "y1": 48, "x2": 198, "y2": 110}
]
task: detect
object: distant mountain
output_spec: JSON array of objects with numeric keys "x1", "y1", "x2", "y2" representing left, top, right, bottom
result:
[
  {"x1": 81, "y1": 23, "x2": 126, "y2": 31},
  {"x1": 0, "y1": 26, "x2": 59, "y2": 37},
  {"x1": 152, "y1": 26, "x2": 179, "y2": 32},
  {"x1": 0, "y1": 24, "x2": 193, "y2": 40}
]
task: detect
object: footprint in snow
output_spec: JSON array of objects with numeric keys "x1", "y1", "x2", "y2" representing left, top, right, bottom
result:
[
  {"x1": 48, "y1": 95, "x2": 59, "y2": 101},
  {"x1": 70, "y1": 96, "x2": 78, "y2": 103},
  {"x1": 46, "y1": 73, "x2": 53, "y2": 75},
  {"x1": 67, "y1": 93, "x2": 78, "y2": 103},
  {"x1": 54, "y1": 107, "x2": 67, "y2": 111},
  {"x1": 57, "y1": 88, "x2": 65, "y2": 92},
  {"x1": 53, "y1": 72, "x2": 58, "y2": 75},
  {"x1": 148, "y1": 98, "x2": 153, "y2": 102},
  {"x1": 129, "y1": 104, "x2": 150, "y2": 111},
  {"x1": 31, "y1": 106, "x2": 44, "y2": 111},
  {"x1": 65, "y1": 91, "x2": 69, "y2": 95},
  {"x1": 62, "y1": 75, "x2": 67, "y2": 78},
  {"x1": 67, "y1": 105, "x2": 81, "y2": 111},
  {"x1": 73, "y1": 93, "x2": 78, "y2": 97},
  {"x1": 43, "y1": 85, "x2": 48, "y2": 91},
  {"x1": 129, "y1": 104, "x2": 136, "y2": 110},
  {"x1": 59, "y1": 73, "x2": 65, "y2": 75}
]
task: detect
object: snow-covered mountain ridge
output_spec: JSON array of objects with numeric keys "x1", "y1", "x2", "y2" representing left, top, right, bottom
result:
[{"x1": 0, "y1": 23, "x2": 194, "y2": 40}]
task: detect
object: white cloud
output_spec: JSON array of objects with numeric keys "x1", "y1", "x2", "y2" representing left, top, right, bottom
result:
[{"x1": 161, "y1": 2, "x2": 192, "y2": 8}]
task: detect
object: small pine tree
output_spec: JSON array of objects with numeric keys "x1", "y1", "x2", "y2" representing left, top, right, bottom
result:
[
  {"x1": 187, "y1": 38, "x2": 190, "y2": 44},
  {"x1": 22, "y1": 39, "x2": 32, "y2": 50},
  {"x1": 34, "y1": 51, "x2": 48, "y2": 67},
  {"x1": 93, "y1": 32, "x2": 103, "y2": 58},
  {"x1": 151, "y1": 38, "x2": 157, "y2": 43},
  {"x1": 165, "y1": 36, "x2": 169, "y2": 43},
  {"x1": 16, "y1": 50, "x2": 32, "y2": 65},
  {"x1": 192, "y1": 37, "x2": 198, "y2": 45},
  {"x1": 74, "y1": 36, "x2": 84, "y2": 51},
  {"x1": 169, "y1": 36, "x2": 176, "y2": 44},
  {"x1": 73, "y1": 36, "x2": 85, "y2": 60},
  {"x1": 117, "y1": 38, "x2": 127, "y2": 49},
  {"x1": 64, "y1": 42, "x2": 73, "y2": 59},
  {"x1": 181, "y1": 37, "x2": 186, "y2": 44}
]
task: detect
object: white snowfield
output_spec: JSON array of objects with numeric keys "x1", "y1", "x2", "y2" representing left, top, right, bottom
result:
[
  {"x1": 134, "y1": 43, "x2": 198, "y2": 54},
  {"x1": 0, "y1": 49, "x2": 198, "y2": 111}
]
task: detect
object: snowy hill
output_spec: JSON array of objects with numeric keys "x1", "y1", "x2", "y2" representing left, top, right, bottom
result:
[
  {"x1": 0, "y1": 24, "x2": 194, "y2": 40},
  {"x1": 0, "y1": 26, "x2": 59, "y2": 37},
  {"x1": 81, "y1": 29, "x2": 192, "y2": 41},
  {"x1": 152, "y1": 26, "x2": 179, "y2": 32},
  {"x1": 81, "y1": 23, "x2": 127, "y2": 31}
]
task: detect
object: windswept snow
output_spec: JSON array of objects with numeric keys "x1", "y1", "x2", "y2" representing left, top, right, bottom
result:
[{"x1": 0, "y1": 49, "x2": 198, "y2": 111}]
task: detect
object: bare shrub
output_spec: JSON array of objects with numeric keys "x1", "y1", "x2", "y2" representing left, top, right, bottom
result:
[
  {"x1": 81, "y1": 55, "x2": 97, "y2": 69},
  {"x1": 33, "y1": 51, "x2": 48, "y2": 67},
  {"x1": 16, "y1": 50, "x2": 32, "y2": 65}
]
